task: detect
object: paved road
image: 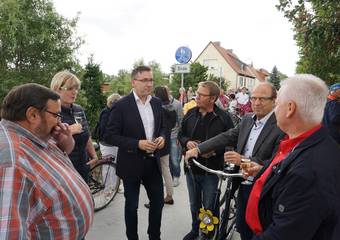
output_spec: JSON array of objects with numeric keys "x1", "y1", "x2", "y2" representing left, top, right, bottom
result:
[{"x1": 87, "y1": 173, "x2": 241, "y2": 240}]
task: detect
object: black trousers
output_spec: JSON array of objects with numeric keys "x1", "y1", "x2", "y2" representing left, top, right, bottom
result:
[
  {"x1": 123, "y1": 157, "x2": 164, "y2": 240},
  {"x1": 236, "y1": 184, "x2": 254, "y2": 240}
]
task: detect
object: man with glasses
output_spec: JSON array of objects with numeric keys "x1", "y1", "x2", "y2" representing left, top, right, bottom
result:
[
  {"x1": 245, "y1": 75, "x2": 340, "y2": 240},
  {"x1": 185, "y1": 82, "x2": 285, "y2": 240},
  {"x1": 0, "y1": 83, "x2": 94, "y2": 239},
  {"x1": 104, "y1": 66, "x2": 166, "y2": 240},
  {"x1": 178, "y1": 81, "x2": 234, "y2": 240}
]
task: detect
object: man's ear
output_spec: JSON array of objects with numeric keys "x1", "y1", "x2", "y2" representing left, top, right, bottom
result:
[
  {"x1": 26, "y1": 106, "x2": 40, "y2": 123},
  {"x1": 286, "y1": 101, "x2": 296, "y2": 118}
]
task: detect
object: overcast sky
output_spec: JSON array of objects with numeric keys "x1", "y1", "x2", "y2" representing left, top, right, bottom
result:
[{"x1": 53, "y1": 0, "x2": 298, "y2": 76}]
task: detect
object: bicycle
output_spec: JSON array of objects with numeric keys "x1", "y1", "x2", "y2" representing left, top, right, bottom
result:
[
  {"x1": 188, "y1": 158, "x2": 242, "y2": 240},
  {"x1": 88, "y1": 155, "x2": 121, "y2": 212}
]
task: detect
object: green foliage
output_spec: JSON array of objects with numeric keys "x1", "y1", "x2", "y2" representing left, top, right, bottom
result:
[
  {"x1": 269, "y1": 66, "x2": 281, "y2": 90},
  {"x1": 207, "y1": 74, "x2": 226, "y2": 89},
  {"x1": 0, "y1": 0, "x2": 82, "y2": 102},
  {"x1": 81, "y1": 57, "x2": 106, "y2": 131},
  {"x1": 109, "y1": 59, "x2": 169, "y2": 96},
  {"x1": 109, "y1": 69, "x2": 131, "y2": 95},
  {"x1": 276, "y1": 0, "x2": 340, "y2": 84},
  {"x1": 169, "y1": 62, "x2": 209, "y2": 98}
]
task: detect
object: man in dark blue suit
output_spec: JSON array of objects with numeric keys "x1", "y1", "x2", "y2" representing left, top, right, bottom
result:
[
  {"x1": 245, "y1": 74, "x2": 340, "y2": 240},
  {"x1": 104, "y1": 66, "x2": 166, "y2": 240}
]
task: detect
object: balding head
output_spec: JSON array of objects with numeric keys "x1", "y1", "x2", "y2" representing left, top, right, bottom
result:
[{"x1": 250, "y1": 82, "x2": 277, "y2": 119}]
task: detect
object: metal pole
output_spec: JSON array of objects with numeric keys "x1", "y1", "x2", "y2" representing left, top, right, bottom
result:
[
  {"x1": 181, "y1": 73, "x2": 184, "y2": 89},
  {"x1": 219, "y1": 67, "x2": 222, "y2": 88}
]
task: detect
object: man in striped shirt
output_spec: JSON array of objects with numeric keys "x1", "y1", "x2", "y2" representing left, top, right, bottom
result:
[{"x1": 0, "y1": 83, "x2": 94, "y2": 239}]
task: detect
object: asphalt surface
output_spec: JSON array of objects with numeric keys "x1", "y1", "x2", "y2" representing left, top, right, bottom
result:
[{"x1": 87, "y1": 172, "x2": 241, "y2": 240}]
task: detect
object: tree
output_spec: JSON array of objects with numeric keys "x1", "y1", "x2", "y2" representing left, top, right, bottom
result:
[
  {"x1": 276, "y1": 0, "x2": 340, "y2": 84},
  {"x1": 109, "y1": 59, "x2": 168, "y2": 95},
  {"x1": 0, "y1": 0, "x2": 83, "y2": 101},
  {"x1": 110, "y1": 69, "x2": 131, "y2": 95},
  {"x1": 169, "y1": 62, "x2": 208, "y2": 98},
  {"x1": 82, "y1": 57, "x2": 106, "y2": 131},
  {"x1": 269, "y1": 66, "x2": 281, "y2": 90}
]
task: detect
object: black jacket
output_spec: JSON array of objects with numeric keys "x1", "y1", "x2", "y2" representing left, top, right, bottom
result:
[
  {"x1": 252, "y1": 127, "x2": 340, "y2": 240},
  {"x1": 103, "y1": 93, "x2": 166, "y2": 181},
  {"x1": 178, "y1": 105, "x2": 234, "y2": 174}
]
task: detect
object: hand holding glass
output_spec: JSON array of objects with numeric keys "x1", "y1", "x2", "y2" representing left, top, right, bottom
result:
[{"x1": 240, "y1": 158, "x2": 253, "y2": 185}]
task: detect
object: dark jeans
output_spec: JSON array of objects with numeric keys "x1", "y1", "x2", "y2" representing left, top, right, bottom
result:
[
  {"x1": 169, "y1": 137, "x2": 182, "y2": 177},
  {"x1": 186, "y1": 173, "x2": 219, "y2": 234},
  {"x1": 123, "y1": 157, "x2": 164, "y2": 240},
  {"x1": 236, "y1": 184, "x2": 254, "y2": 240}
]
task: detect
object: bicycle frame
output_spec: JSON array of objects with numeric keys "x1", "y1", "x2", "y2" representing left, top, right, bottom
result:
[{"x1": 189, "y1": 158, "x2": 242, "y2": 240}]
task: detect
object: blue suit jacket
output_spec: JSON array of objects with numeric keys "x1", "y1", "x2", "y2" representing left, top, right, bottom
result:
[
  {"x1": 103, "y1": 92, "x2": 166, "y2": 180},
  {"x1": 253, "y1": 127, "x2": 340, "y2": 240}
]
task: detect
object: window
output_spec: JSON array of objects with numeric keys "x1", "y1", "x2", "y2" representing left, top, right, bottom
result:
[
  {"x1": 203, "y1": 59, "x2": 218, "y2": 72},
  {"x1": 239, "y1": 76, "x2": 244, "y2": 87}
]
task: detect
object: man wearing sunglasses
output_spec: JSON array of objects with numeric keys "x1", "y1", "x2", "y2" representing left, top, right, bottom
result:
[{"x1": 0, "y1": 83, "x2": 93, "y2": 239}]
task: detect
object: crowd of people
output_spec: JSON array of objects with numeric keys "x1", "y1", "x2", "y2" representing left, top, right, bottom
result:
[{"x1": 0, "y1": 65, "x2": 339, "y2": 240}]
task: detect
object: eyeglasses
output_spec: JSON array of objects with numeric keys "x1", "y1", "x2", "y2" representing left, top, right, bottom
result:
[
  {"x1": 45, "y1": 110, "x2": 62, "y2": 119},
  {"x1": 196, "y1": 91, "x2": 211, "y2": 97},
  {"x1": 60, "y1": 86, "x2": 80, "y2": 91},
  {"x1": 134, "y1": 78, "x2": 154, "y2": 83},
  {"x1": 250, "y1": 96, "x2": 273, "y2": 102}
]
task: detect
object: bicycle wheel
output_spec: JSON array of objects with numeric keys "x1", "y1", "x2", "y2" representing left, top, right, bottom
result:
[{"x1": 89, "y1": 161, "x2": 120, "y2": 212}]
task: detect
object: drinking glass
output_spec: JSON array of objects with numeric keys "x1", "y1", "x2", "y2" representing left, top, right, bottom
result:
[
  {"x1": 146, "y1": 137, "x2": 156, "y2": 157},
  {"x1": 224, "y1": 146, "x2": 235, "y2": 170},
  {"x1": 74, "y1": 113, "x2": 83, "y2": 124},
  {"x1": 73, "y1": 112, "x2": 84, "y2": 132},
  {"x1": 240, "y1": 158, "x2": 253, "y2": 185}
]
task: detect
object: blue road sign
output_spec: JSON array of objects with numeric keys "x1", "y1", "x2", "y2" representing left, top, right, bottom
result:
[{"x1": 175, "y1": 46, "x2": 192, "y2": 64}]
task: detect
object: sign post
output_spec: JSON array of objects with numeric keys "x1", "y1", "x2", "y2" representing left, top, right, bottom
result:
[{"x1": 175, "y1": 46, "x2": 192, "y2": 89}]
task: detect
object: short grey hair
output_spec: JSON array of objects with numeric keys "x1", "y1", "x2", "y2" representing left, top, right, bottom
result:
[
  {"x1": 279, "y1": 74, "x2": 328, "y2": 123},
  {"x1": 106, "y1": 93, "x2": 121, "y2": 108}
]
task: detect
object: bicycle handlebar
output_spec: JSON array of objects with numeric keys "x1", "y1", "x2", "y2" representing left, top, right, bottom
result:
[{"x1": 190, "y1": 158, "x2": 244, "y2": 178}]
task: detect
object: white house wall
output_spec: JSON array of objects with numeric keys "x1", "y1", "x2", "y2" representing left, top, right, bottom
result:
[{"x1": 195, "y1": 43, "x2": 238, "y2": 90}]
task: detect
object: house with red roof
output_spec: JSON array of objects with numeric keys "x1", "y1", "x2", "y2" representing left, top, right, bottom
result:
[{"x1": 194, "y1": 41, "x2": 269, "y2": 91}]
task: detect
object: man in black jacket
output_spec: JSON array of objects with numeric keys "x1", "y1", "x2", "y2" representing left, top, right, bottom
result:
[
  {"x1": 185, "y1": 82, "x2": 285, "y2": 240},
  {"x1": 178, "y1": 81, "x2": 234, "y2": 240},
  {"x1": 104, "y1": 66, "x2": 166, "y2": 240}
]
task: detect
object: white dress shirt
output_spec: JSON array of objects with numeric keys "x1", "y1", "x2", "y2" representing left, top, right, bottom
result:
[
  {"x1": 133, "y1": 90, "x2": 155, "y2": 141},
  {"x1": 243, "y1": 111, "x2": 274, "y2": 158}
]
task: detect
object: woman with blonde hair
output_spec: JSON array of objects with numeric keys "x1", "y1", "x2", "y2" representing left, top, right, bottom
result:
[{"x1": 50, "y1": 70, "x2": 98, "y2": 183}]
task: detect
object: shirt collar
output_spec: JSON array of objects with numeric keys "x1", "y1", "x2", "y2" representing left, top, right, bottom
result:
[
  {"x1": 133, "y1": 90, "x2": 152, "y2": 104},
  {"x1": 279, "y1": 124, "x2": 322, "y2": 155},
  {"x1": 1, "y1": 119, "x2": 49, "y2": 149},
  {"x1": 253, "y1": 110, "x2": 274, "y2": 126}
]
